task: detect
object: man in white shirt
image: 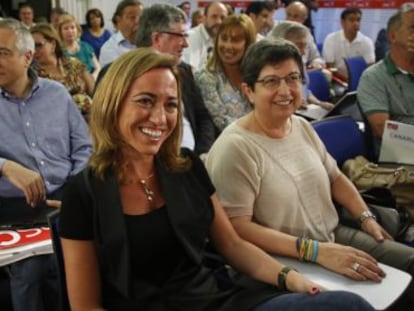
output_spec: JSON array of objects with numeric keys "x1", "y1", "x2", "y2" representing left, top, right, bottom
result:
[
  {"x1": 99, "y1": 0, "x2": 143, "y2": 66},
  {"x1": 18, "y1": 3, "x2": 35, "y2": 29},
  {"x1": 182, "y1": 1, "x2": 228, "y2": 70},
  {"x1": 323, "y1": 8, "x2": 375, "y2": 80}
]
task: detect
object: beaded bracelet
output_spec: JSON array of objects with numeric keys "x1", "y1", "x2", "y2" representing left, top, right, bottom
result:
[{"x1": 296, "y1": 237, "x2": 319, "y2": 262}]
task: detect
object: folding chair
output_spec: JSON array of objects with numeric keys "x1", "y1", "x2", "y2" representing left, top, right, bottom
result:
[
  {"x1": 47, "y1": 210, "x2": 70, "y2": 311},
  {"x1": 344, "y1": 56, "x2": 367, "y2": 92},
  {"x1": 307, "y1": 69, "x2": 331, "y2": 102}
]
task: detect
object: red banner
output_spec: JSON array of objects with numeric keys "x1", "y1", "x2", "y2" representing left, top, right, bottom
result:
[{"x1": 317, "y1": 0, "x2": 409, "y2": 9}]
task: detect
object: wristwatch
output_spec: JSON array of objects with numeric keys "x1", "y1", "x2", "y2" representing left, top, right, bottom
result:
[
  {"x1": 359, "y1": 210, "x2": 377, "y2": 224},
  {"x1": 278, "y1": 266, "x2": 297, "y2": 291}
]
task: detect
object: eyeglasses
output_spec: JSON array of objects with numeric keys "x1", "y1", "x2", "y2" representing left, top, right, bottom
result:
[
  {"x1": 34, "y1": 41, "x2": 47, "y2": 50},
  {"x1": 255, "y1": 72, "x2": 302, "y2": 90},
  {"x1": 159, "y1": 31, "x2": 189, "y2": 39}
]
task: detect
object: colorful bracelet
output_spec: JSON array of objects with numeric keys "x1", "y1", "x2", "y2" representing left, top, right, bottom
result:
[{"x1": 296, "y1": 237, "x2": 319, "y2": 263}]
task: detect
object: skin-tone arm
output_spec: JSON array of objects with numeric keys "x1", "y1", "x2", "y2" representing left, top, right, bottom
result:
[
  {"x1": 229, "y1": 207, "x2": 385, "y2": 282},
  {"x1": 91, "y1": 54, "x2": 101, "y2": 81},
  {"x1": 331, "y1": 172, "x2": 393, "y2": 242},
  {"x1": 81, "y1": 69, "x2": 95, "y2": 97},
  {"x1": 1, "y1": 160, "x2": 46, "y2": 206},
  {"x1": 307, "y1": 93, "x2": 334, "y2": 110},
  {"x1": 61, "y1": 239, "x2": 104, "y2": 311},
  {"x1": 366, "y1": 113, "x2": 389, "y2": 138},
  {"x1": 209, "y1": 194, "x2": 320, "y2": 294}
]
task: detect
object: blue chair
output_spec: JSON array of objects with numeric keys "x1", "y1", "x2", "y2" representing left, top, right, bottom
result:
[
  {"x1": 311, "y1": 115, "x2": 366, "y2": 168},
  {"x1": 47, "y1": 210, "x2": 70, "y2": 311},
  {"x1": 311, "y1": 116, "x2": 405, "y2": 238},
  {"x1": 344, "y1": 56, "x2": 367, "y2": 92},
  {"x1": 307, "y1": 69, "x2": 331, "y2": 102}
]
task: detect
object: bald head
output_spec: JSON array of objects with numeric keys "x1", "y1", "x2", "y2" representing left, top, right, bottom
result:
[{"x1": 286, "y1": 1, "x2": 308, "y2": 24}]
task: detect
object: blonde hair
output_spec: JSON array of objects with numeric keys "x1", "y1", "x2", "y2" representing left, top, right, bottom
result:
[
  {"x1": 207, "y1": 14, "x2": 256, "y2": 72},
  {"x1": 57, "y1": 13, "x2": 82, "y2": 42},
  {"x1": 30, "y1": 23, "x2": 64, "y2": 58},
  {"x1": 90, "y1": 48, "x2": 189, "y2": 179}
]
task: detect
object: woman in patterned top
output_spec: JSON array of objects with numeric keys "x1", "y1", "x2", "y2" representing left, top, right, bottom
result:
[
  {"x1": 195, "y1": 14, "x2": 256, "y2": 135},
  {"x1": 31, "y1": 23, "x2": 94, "y2": 119}
]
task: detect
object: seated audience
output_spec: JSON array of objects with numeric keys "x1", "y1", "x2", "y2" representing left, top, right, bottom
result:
[
  {"x1": 135, "y1": 4, "x2": 215, "y2": 155},
  {"x1": 269, "y1": 21, "x2": 333, "y2": 110},
  {"x1": 284, "y1": 1, "x2": 325, "y2": 70},
  {"x1": 195, "y1": 14, "x2": 255, "y2": 134},
  {"x1": 59, "y1": 47, "x2": 374, "y2": 311},
  {"x1": 57, "y1": 13, "x2": 101, "y2": 79},
  {"x1": 0, "y1": 18, "x2": 92, "y2": 311},
  {"x1": 99, "y1": 0, "x2": 143, "y2": 66},
  {"x1": 357, "y1": 4, "x2": 414, "y2": 158},
  {"x1": 81, "y1": 8, "x2": 111, "y2": 59},
  {"x1": 191, "y1": 9, "x2": 204, "y2": 28},
  {"x1": 18, "y1": 3, "x2": 35, "y2": 29},
  {"x1": 49, "y1": 7, "x2": 66, "y2": 29},
  {"x1": 245, "y1": 1, "x2": 274, "y2": 40},
  {"x1": 31, "y1": 23, "x2": 94, "y2": 119},
  {"x1": 206, "y1": 39, "x2": 414, "y2": 298},
  {"x1": 322, "y1": 8, "x2": 374, "y2": 80},
  {"x1": 177, "y1": 1, "x2": 191, "y2": 29},
  {"x1": 183, "y1": 1, "x2": 228, "y2": 70}
]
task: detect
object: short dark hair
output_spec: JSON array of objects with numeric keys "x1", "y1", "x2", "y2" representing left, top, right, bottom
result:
[
  {"x1": 341, "y1": 8, "x2": 362, "y2": 20},
  {"x1": 135, "y1": 3, "x2": 186, "y2": 47},
  {"x1": 245, "y1": 1, "x2": 274, "y2": 16},
  {"x1": 241, "y1": 39, "x2": 304, "y2": 89},
  {"x1": 86, "y1": 8, "x2": 104, "y2": 28},
  {"x1": 112, "y1": 0, "x2": 141, "y2": 21}
]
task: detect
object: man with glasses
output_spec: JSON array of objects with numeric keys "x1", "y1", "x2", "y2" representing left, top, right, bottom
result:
[
  {"x1": 357, "y1": 3, "x2": 414, "y2": 158},
  {"x1": 99, "y1": 0, "x2": 143, "y2": 66},
  {"x1": 182, "y1": 1, "x2": 228, "y2": 70},
  {"x1": 136, "y1": 3, "x2": 215, "y2": 156},
  {"x1": 0, "y1": 18, "x2": 91, "y2": 311}
]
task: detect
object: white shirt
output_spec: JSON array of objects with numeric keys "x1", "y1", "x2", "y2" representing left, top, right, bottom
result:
[
  {"x1": 99, "y1": 31, "x2": 136, "y2": 67},
  {"x1": 181, "y1": 104, "x2": 195, "y2": 151},
  {"x1": 322, "y1": 30, "x2": 374, "y2": 77},
  {"x1": 182, "y1": 24, "x2": 213, "y2": 70}
]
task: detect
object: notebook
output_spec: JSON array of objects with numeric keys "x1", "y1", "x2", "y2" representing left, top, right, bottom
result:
[
  {"x1": 379, "y1": 120, "x2": 414, "y2": 165},
  {"x1": 274, "y1": 255, "x2": 411, "y2": 310}
]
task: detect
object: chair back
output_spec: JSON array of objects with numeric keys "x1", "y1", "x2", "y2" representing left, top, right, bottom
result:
[
  {"x1": 307, "y1": 69, "x2": 331, "y2": 102},
  {"x1": 311, "y1": 115, "x2": 367, "y2": 168},
  {"x1": 47, "y1": 210, "x2": 70, "y2": 311},
  {"x1": 344, "y1": 56, "x2": 367, "y2": 92}
]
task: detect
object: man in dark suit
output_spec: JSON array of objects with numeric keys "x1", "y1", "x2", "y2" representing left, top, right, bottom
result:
[{"x1": 135, "y1": 3, "x2": 215, "y2": 156}]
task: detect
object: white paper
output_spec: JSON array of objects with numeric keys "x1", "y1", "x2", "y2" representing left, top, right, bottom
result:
[{"x1": 379, "y1": 120, "x2": 414, "y2": 165}]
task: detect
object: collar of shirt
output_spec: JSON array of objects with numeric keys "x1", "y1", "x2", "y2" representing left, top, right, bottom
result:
[
  {"x1": 113, "y1": 31, "x2": 135, "y2": 49},
  {"x1": 0, "y1": 68, "x2": 40, "y2": 101},
  {"x1": 340, "y1": 30, "x2": 364, "y2": 44}
]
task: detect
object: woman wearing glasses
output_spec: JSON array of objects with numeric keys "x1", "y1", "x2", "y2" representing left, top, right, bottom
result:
[
  {"x1": 31, "y1": 23, "x2": 94, "y2": 119},
  {"x1": 195, "y1": 14, "x2": 256, "y2": 135},
  {"x1": 206, "y1": 39, "x2": 414, "y2": 288}
]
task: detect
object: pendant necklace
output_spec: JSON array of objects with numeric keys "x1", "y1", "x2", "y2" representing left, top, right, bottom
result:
[{"x1": 139, "y1": 174, "x2": 154, "y2": 203}]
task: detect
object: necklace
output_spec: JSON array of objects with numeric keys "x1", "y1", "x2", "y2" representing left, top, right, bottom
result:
[{"x1": 139, "y1": 174, "x2": 154, "y2": 203}]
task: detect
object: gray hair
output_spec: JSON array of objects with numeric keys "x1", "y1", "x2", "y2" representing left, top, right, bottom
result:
[
  {"x1": 268, "y1": 21, "x2": 309, "y2": 41},
  {"x1": 0, "y1": 18, "x2": 34, "y2": 54},
  {"x1": 387, "y1": 3, "x2": 414, "y2": 34},
  {"x1": 135, "y1": 3, "x2": 186, "y2": 47}
]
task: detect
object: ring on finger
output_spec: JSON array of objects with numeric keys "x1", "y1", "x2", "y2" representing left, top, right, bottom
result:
[{"x1": 351, "y1": 262, "x2": 361, "y2": 272}]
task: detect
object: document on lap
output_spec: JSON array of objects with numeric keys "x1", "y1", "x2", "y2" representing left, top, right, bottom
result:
[
  {"x1": 274, "y1": 255, "x2": 411, "y2": 310},
  {"x1": 0, "y1": 227, "x2": 53, "y2": 266}
]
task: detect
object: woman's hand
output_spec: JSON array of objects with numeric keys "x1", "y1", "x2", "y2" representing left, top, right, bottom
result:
[
  {"x1": 286, "y1": 270, "x2": 322, "y2": 295},
  {"x1": 361, "y1": 218, "x2": 393, "y2": 242},
  {"x1": 317, "y1": 242, "x2": 385, "y2": 282}
]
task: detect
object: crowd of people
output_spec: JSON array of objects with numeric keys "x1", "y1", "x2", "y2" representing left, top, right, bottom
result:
[{"x1": 0, "y1": 1, "x2": 413, "y2": 310}]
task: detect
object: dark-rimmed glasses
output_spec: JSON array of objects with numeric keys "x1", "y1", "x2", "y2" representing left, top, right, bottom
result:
[
  {"x1": 255, "y1": 72, "x2": 302, "y2": 90},
  {"x1": 159, "y1": 31, "x2": 189, "y2": 39}
]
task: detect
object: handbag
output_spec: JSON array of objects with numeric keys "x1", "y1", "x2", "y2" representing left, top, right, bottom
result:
[{"x1": 343, "y1": 156, "x2": 414, "y2": 221}]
